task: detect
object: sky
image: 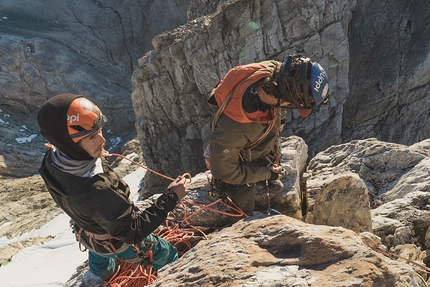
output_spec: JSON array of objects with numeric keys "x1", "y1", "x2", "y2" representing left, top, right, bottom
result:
[{"x1": 0, "y1": 157, "x2": 146, "y2": 287}]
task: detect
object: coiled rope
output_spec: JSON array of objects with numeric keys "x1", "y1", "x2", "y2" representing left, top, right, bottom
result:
[{"x1": 102, "y1": 261, "x2": 157, "y2": 287}]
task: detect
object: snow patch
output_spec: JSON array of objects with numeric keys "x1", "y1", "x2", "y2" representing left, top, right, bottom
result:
[{"x1": 15, "y1": 134, "x2": 37, "y2": 143}]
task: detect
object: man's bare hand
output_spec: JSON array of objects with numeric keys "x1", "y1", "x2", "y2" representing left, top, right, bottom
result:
[
  {"x1": 168, "y1": 176, "x2": 187, "y2": 200},
  {"x1": 268, "y1": 164, "x2": 283, "y2": 174},
  {"x1": 268, "y1": 164, "x2": 284, "y2": 180}
]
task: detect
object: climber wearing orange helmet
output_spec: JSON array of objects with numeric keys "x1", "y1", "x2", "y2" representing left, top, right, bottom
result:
[{"x1": 37, "y1": 94, "x2": 187, "y2": 287}]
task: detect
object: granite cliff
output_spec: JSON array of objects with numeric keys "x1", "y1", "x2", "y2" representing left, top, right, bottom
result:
[{"x1": 131, "y1": 0, "x2": 429, "y2": 192}]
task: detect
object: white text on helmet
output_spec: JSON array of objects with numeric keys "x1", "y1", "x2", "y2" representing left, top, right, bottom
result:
[
  {"x1": 314, "y1": 68, "x2": 327, "y2": 93},
  {"x1": 67, "y1": 114, "x2": 79, "y2": 124}
]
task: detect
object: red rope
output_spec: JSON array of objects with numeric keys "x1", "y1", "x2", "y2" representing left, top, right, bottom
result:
[
  {"x1": 109, "y1": 153, "x2": 192, "y2": 183},
  {"x1": 102, "y1": 261, "x2": 157, "y2": 286},
  {"x1": 154, "y1": 219, "x2": 194, "y2": 257}
]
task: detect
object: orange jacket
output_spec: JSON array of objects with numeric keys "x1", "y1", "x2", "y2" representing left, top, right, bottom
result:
[{"x1": 213, "y1": 61, "x2": 277, "y2": 124}]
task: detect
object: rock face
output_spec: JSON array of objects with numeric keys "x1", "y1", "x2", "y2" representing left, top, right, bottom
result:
[
  {"x1": 310, "y1": 172, "x2": 373, "y2": 234},
  {"x1": 302, "y1": 138, "x2": 430, "y2": 285},
  {"x1": 0, "y1": 176, "x2": 62, "y2": 266},
  {"x1": 0, "y1": 0, "x2": 189, "y2": 177},
  {"x1": 346, "y1": 1, "x2": 430, "y2": 145},
  {"x1": 132, "y1": 0, "x2": 430, "y2": 191},
  {"x1": 153, "y1": 216, "x2": 422, "y2": 287}
]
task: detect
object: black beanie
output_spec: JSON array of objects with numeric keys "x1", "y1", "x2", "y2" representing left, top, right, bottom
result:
[{"x1": 37, "y1": 94, "x2": 93, "y2": 160}]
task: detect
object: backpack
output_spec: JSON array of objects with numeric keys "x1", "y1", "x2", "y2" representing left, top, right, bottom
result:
[{"x1": 208, "y1": 60, "x2": 279, "y2": 130}]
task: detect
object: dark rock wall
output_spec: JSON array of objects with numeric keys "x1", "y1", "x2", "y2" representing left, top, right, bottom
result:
[{"x1": 346, "y1": 0, "x2": 430, "y2": 144}]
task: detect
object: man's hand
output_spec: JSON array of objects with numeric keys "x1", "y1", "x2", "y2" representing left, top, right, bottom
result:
[
  {"x1": 102, "y1": 149, "x2": 111, "y2": 160},
  {"x1": 168, "y1": 176, "x2": 187, "y2": 200},
  {"x1": 268, "y1": 164, "x2": 284, "y2": 180},
  {"x1": 268, "y1": 164, "x2": 283, "y2": 174}
]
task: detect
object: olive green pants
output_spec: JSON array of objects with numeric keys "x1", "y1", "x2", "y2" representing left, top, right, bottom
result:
[{"x1": 225, "y1": 182, "x2": 256, "y2": 215}]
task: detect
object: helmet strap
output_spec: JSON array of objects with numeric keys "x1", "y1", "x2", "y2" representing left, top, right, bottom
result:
[{"x1": 285, "y1": 72, "x2": 305, "y2": 108}]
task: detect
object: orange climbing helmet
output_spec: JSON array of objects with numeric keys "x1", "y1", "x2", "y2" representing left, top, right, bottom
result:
[{"x1": 67, "y1": 97, "x2": 108, "y2": 142}]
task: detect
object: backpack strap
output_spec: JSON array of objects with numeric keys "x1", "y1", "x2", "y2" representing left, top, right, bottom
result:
[
  {"x1": 244, "y1": 119, "x2": 275, "y2": 150},
  {"x1": 211, "y1": 88, "x2": 276, "y2": 156},
  {"x1": 210, "y1": 90, "x2": 232, "y2": 132}
]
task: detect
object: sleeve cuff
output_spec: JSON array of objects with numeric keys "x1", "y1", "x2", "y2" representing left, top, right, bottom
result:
[
  {"x1": 167, "y1": 189, "x2": 179, "y2": 201},
  {"x1": 269, "y1": 170, "x2": 279, "y2": 180}
]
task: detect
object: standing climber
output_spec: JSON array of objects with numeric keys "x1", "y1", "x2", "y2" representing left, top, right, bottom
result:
[
  {"x1": 37, "y1": 94, "x2": 187, "y2": 287},
  {"x1": 207, "y1": 54, "x2": 329, "y2": 215}
]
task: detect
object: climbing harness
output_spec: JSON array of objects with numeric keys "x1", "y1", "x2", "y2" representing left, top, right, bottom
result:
[
  {"x1": 71, "y1": 220, "x2": 129, "y2": 255},
  {"x1": 72, "y1": 220, "x2": 156, "y2": 265}
]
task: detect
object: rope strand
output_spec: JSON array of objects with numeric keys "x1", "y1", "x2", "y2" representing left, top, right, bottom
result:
[
  {"x1": 109, "y1": 153, "x2": 192, "y2": 183},
  {"x1": 362, "y1": 233, "x2": 430, "y2": 286}
]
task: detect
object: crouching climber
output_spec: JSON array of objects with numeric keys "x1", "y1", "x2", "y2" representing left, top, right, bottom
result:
[
  {"x1": 207, "y1": 54, "x2": 329, "y2": 215},
  {"x1": 37, "y1": 94, "x2": 187, "y2": 287}
]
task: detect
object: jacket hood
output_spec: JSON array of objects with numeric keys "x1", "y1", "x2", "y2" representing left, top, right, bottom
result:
[
  {"x1": 40, "y1": 149, "x2": 105, "y2": 196},
  {"x1": 37, "y1": 94, "x2": 93, "y2": 160}
]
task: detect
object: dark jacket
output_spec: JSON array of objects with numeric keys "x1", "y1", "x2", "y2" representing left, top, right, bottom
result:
[
  {"x1": 210, "y1": 111, "x2": 282, "y2": 184},
  {"x1": 39, "y1": 149, "x2": 178, "y2": 253}
]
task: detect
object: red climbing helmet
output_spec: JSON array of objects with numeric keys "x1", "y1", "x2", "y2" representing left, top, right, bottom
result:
[
  {"x1": 66, "y1": 97, "x2": 108, "y2": 142},
  {"x1": 278, "y1": 54, "x2": 329, "y2": 111}
]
